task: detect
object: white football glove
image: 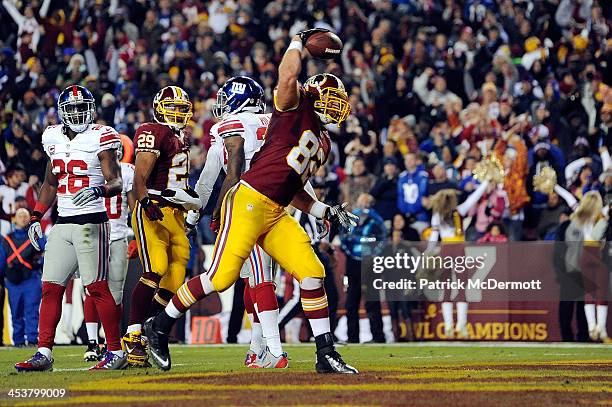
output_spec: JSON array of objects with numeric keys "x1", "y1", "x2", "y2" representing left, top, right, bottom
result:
[
  {"x1": 72, "y1": 186, "x2": 106, "y2": 207},
  {"x1": 185, "y1": 210, "x2": 200, "y2": 229},
  {"x1": 326, "y1": 203, "x2": 359, "y2": 231},
  {"x1": 28, "y1": 219, "x2": 43, "y2": 251},
  {"x1": 161, "y1": 188, "x2": 202, "y2": 211}
]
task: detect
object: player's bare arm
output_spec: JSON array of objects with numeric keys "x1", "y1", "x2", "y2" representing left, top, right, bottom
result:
[
  {"x1": 133, "y1": 151, "x2": 164, "y2": 221},
  {"x1": 275, "y1": 35, "x2": 303, "y2": 111},
  {"x1": 133, "y1": 151, "x2": 157, "y2": 202},
  {"x1": 127, "y1": 190, "x2": 136, "y2": 214},
  {"x1": 99, "y1": 149, "x2": 123, "y2": 197},
  {"x1": 212, "y1": 136, "x2": 245, "y2": 224},
  {"x1": 37, "y1": 160, "x2": 59, "y2": 210}
]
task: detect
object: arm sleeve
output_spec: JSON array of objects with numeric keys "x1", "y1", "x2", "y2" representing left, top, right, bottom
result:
[
  {"x1": 39, "y1": 0, "x2": 51, "y2": 18},
  {"x1": 457, "y1": 180, "x2": 489, "y2": 217},
  {"x1": 564, "y1": 158, "x2": 587, "y2": 184},
  {"x1": 554, "y1": 184, "x2": 578, "y2": 210},
  {"x1": 413, "y1": 71, "x2": 430, "y2": 104},
  {"x1": 96, "y1": 127, "x2": 121, "y2": 154},
  {"x1": 123, "y1": 165, "x2": 135, "y2": 193},
  {"x1": 601, "y1": 148, "x2": 611, "y2": 171},
  {"x1": 428, "y1": 212, "x2": 440, "y2": 243},
  {"x1": 2, "y1": 0, "x2": 25, "y2": 26},
  {"x1": 195, "y1": 143, "x2": 224, "y2": 209}
]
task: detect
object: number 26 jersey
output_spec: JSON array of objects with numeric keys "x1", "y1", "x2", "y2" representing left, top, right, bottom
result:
[{"x1": 42, "y1": 124, "x2": 121, "y2": 217}]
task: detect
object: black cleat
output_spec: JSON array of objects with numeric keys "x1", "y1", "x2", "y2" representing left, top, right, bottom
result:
[
  {"x1": 144, "y1": 317, "x2": 171, "y2": 371},
  {"x1": 84, "y1": 340, "x2": 102, "y2": 362},
  {"x1": 316, "y1": 350, "x2": 358, "y2": 374}
]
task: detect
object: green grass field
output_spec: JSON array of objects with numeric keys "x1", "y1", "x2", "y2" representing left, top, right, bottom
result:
[{"x1": 0, "y1": 343, "x2": 610, "y2": 406}]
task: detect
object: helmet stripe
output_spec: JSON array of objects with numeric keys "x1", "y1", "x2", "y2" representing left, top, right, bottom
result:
[{"x1": 72, "y1": 85, "x2": 78, "y2": 97}]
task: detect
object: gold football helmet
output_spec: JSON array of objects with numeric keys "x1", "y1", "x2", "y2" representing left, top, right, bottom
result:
[
  {"x1": 153, "y1": 86, "x2": 193, "y2": 128},
  {"x1": 304, "y1": 73, "x2": 350, "y2": 126}
]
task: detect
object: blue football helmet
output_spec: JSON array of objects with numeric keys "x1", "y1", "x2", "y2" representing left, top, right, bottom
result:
[
  {"x1": 212, "y1": 76, "x2": 265, "y2": 120},
  {"x1": 57, "y1": 85, "x2": 95, "y2": 133}
]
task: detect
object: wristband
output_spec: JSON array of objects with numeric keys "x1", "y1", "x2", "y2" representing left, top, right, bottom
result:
[
  {"x1": 310, "y1": 201, "x2": 329, "y2": 219},
  {"x1": 287, "y1": 40, "x2": 303, "y2": 53},
  {"x1": 33, "y1": 202, "x2": 49, "y2": 217}
]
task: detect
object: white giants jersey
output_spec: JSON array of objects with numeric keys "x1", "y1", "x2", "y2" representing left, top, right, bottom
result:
[
  {"x1": 106, "y1": 162, "x2": 134, "y2": 241},
  {"x1": 209, "y1": 112, "x2": 271, "y2": 173},
  {"x1": 42, "y1": 124, "x2": 121, "y2": 217}
]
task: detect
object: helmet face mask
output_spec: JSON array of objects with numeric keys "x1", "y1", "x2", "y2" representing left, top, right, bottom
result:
[
  {"x1": 305, "y1": 74, "x2": 350, "y2": 126},
  {"x1": 58, "y1": 85, "x2": 95, "y2": 133},
  {"x1": 212, "y1": 76, "x2": 265, "y2": 120},
  {"x1": 153, "y1": 86, "x2": 193, "y2": 129}
]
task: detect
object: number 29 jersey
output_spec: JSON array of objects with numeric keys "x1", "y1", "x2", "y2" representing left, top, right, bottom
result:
[
  {"x1": 42, "y1": 124, "x2": 121, "y2": 217},
  {"x1": 134, "y1": 122, "x2": 190, "y2": 196},
  {"x1": 241, "y1": 89, "x2": 331, "y2": 207}
]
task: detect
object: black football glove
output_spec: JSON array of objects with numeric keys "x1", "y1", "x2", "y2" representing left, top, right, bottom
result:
[
  {"x1": 140, "y1": 197, "x2": 164, "y2": 221},
  {"x1": 326, "y1": 203, "x2": 359, "y2": 231},
  {"x1": 297, "y1": 28, "x2": 331, "y2": 43}
]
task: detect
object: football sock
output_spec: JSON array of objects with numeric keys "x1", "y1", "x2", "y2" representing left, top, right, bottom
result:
[
  {"x1": 83, "y1": 294, "x2": 99, "y2": 342},
  {"x1": 584, "y1": 303, "x2": 596, "y2": 331},
  {"x1": 172, "y1": 275, "x2": 206, "y2": 314},
  {"x1": 128, "y1": 272, "x2": 161, "y2": 326},
  {"x1": 86, "y1": 323, "x2": 99, "y2": 342},
  {"x1": 596, "y1": 305, "x2": 608, "y2": 331},
  {"x1": 38, "y1": 347, "x2": 52, "y2": 359},
  {"x1": 110, "y1": 350, "x2": 125, "y2": 357},
  {"x1": 150, "y1": 288, "x2": 174, "y2": 318},
  {"x1": 243, "y1": 283, "x2": 263, "y2": 353},
  {"x1": 255, "y1": 283, "x2": 282, "y2": 356},
  {"x1": 456, "y1": 302, "x2": 468, "y2": 328},
  {"x1": 87, "y1": 281, "x2": 122, "y2": 351},
  {"x1": 442, "y1": 302, "x2": 454, "y2": 331},
  {"x1": 301, "y1": 286, "x2": 331, "y2": 337},
  {"x1": 38, "y1": 282, "x2": 65, "y2": 350}
]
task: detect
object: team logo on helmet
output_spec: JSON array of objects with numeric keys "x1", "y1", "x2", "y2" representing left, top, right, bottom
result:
[
  {"x1": 153, "y1": 86, "x2": 193, "y2": 128},
  {"x1": 213, "y1": 76, "x2": 265, "y2": 120},
  {"x1": 304, "y1": 73, "x2": 350, "y2": 126}
]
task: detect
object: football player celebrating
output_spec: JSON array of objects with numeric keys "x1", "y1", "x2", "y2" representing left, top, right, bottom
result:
[
  {"x1": 188, "y1": 76, "x2": 287, "y2": 368},
  {"x1": 83, "y1": 139, "x2": 136, "y2": 362},
  {"x1": 15, "y1": 85, "x2": 125, "y2": 371},
  {"x1": 122, "y1": 86, "x2": 201, "y2": 367},
  {"x1": 146, "y1": 29, "x2": 359, "y2": 374}
]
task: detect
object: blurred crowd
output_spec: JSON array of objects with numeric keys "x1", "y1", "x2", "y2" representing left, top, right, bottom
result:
[{"x1": 0, "y1": 0, "x2": 611, "y2": 344}]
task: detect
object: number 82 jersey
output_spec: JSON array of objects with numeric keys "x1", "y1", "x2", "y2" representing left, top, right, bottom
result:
[
  {"x1": 241, "y1": 88, "x2": 331, "y2": 207},
  {"x1": 134, "y1": 122, "x2": 190, "y2": 196}
]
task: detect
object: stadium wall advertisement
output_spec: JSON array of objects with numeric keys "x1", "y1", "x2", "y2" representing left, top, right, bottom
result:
[{"x1": 362, "y1": 241, "x2": 612, "y2": 341}]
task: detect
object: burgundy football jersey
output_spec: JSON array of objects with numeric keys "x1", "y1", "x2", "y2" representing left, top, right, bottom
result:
[
  {"x1": 134, "y1": 122, "x2": 190, "y2": 193},
  {"x1": 242, "y1": 89, "x2": 331, "y2": 206}
]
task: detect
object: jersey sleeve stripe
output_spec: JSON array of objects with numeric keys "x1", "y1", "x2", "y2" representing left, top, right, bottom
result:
[
  {"x1": 100, "y1": 134, "x2": 120, "y2": 143},
  {"x1": 218, "y1": 123, "x2": 244, "y2": 133}
]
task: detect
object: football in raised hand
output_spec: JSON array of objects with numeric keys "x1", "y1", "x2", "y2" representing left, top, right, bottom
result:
[{"x1": 305, "y1": 31, "x2": 343, "y2": 60}]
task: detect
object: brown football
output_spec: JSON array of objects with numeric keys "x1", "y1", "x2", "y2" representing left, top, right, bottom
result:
[{"x1": 305, "y1": 31, "x2": 343, "y2": 60}]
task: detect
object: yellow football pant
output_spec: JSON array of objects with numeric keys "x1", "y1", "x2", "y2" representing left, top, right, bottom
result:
[
  {"x1": 207, "y1": 182, "x2": 324, "y2": 292},
  {"x1": 132, "y1": 203, "x2": 189, "y2": 293}
]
